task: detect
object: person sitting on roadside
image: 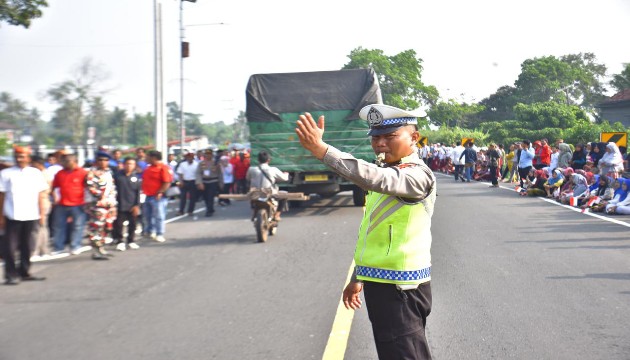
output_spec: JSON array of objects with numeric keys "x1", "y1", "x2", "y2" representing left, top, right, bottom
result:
[
  {"x1": 544, "y1": 169, "x2": 564, "y2": 198},
  {"x1": 560, "y1": 173, "x2": 589, "y2": 205},
  {"x1": 605, "y1": 179, "x2": 630, "y2": 214},
  {"x1": 525, "y1": 169, "x2": 547, "y2": 197},
  {"x1": 583, "y1": 175, "x2": 615, "y2": 212}
]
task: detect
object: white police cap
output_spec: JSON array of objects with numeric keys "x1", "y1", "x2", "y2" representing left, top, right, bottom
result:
[{"x1": 359, "y1": 104, "x2": 427, "y2": 136}]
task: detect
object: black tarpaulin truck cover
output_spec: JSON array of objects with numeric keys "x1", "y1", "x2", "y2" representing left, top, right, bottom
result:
[{"x1": 245, "y1": 68, "x2": 382, "y2": 122}]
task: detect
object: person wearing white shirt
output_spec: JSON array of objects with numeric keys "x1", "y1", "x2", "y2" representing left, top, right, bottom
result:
[
  {"x1": 451, "y1": 144, "x2": 465, "y2": 181},
  {"x1": 218, "y1": 156, "x2": 234, "y2": 206},
  {"x1": 176, "y1": 152, "x2": 199, "y2": 216},
  {"x1": 0, "y1": 146, "x2": 49, "y2": 285}
]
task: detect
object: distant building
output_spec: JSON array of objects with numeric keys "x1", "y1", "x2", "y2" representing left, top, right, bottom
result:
[{"x1": 597, "y1": 89, "x2": 630, "y2": 127}]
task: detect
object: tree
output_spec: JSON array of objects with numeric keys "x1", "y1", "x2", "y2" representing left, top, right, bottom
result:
[
  {"x1": 513, "y1": 53, "x2": 607, "y2": 108},
  {"x1": 427, "y1": 100, "x2": 484, "y2": 128},
  {"x1": 610, "y1": 63, "x2": 630, "y2": 93},
  {"x1": 232, "y1": 110, "x2": 249, "y2": 143},
  {"x1": 46, "y1": 57, "x2": 110, "y2": 144},
  {"x1": 0, "y1": 0, "x2": 48, "y2": 28},
  {"x1": 166, "y1": 101, "x2": 204, "y2": 142},
  {"x1": 342, "y1": 47, "x2": 439, "y2": 110},
  {"x1": 513, "y1": 101, "x2": 588, "y2": 129},
  {"x1": 476, "y1": 86, "x2": 519, "y2": 122}
]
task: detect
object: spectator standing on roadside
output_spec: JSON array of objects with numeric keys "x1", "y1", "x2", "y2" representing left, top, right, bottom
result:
[
  {"x1": 142, "y1": 151, "x2": 172, "y2": 243},
  {"x1": 518, "y1": 140, "x2": 535, "y2": 188},
  {"x1": 136, "y1": 148, "x2": 148, "y2": 173},
  {"x1": 85, "y1": 152, "x2": 118, "y2": 260},
  {"x1": 52, "y1": 154, "x2": 88, "y2": 254},
  {"x1": 113, "y1": 158, "x2": 142, "y2": 251},
  {"x1": 459, "y1": 141, "x2": 477, "y2": 182},
  {"x1": 46, "y1": 151, "x2": 64, "y2": 238},
  {"x1": 196, "y1": 148, "x2": 223, "y2": 217},
  {"x1": 0, "y1": 146, "x2": 48, "y2": 285},
  {"x1": 30, "y1": 156, "x2": 52, "y2": 259},
  {"x1": 557, "y1": 143, "x2": 573, "y2": 169},
  {"x1": 232, "y1": 151, "x2": 250, "y2": 194},
  {"x1": 218, "y1": 155, "x2": 234, "y2": 206},
  {"x1": 176, "y1": 152, "x2": 199, "y2": 216},
  {"x1": 450, "y1": 142, "x2": 465, "y2": 181},
  {"x1": 487, "y1": 144, "x2": 501, "y2": 188},
  {"x1": 540, "y1": 139, "x2": 552, "y2": 169},
  {"x1": 109, "y1": 149, "x2": 124, "y2": 171}
]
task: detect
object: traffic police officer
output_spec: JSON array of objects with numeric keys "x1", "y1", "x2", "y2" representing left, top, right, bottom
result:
[{"x1": 296, "y1": 104, "x2": 436, "y2": 360}]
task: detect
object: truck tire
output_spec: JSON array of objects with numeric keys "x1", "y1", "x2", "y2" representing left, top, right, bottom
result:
[{"x1": 352, "y1": 187, "x2": 366, "y2": 206}]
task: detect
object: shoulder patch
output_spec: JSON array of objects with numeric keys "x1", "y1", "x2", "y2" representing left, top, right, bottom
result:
[{"x1": 396, "y1": 163, "x2": 419, "y2": 169}]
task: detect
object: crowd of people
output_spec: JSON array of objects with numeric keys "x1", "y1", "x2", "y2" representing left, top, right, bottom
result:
[
  {"x1": 0, "y1": 145, "x2": 252, "y2": 285},
  {"x1": 419, "y1": 139, "x2": 630, "y2": 214}
]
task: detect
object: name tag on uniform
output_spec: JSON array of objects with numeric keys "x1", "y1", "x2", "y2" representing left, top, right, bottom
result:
[
  {"x1": 203, "y1": 170, "x2": 210, "y2": 177},
  {"x1": 131, "y1": 177, "x2": 138, "y2": 182}
]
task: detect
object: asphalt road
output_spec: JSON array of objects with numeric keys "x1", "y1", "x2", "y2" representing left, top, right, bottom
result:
[{"x1": 1, "y1": 177, "x2": 630, "y2": 360}]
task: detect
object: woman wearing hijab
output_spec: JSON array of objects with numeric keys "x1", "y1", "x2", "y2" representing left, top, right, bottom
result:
[
  {"x1": 557, "y1": 143, "x2": 573, "y2": 169},
  {"x1": 590, "y1": 142, "x2": 606, "y2": 167},
  {"x1": 598, "y1": 142, "x2": 624, "y2": 178},
  {"x1": 583, "y1": 176, "x2": 615, "y2": 212},
  {"x1": 524, "y1": 169, "x2": 547, "y2": 196},
  {"x1": 544, "y1": 169, "x2": 564, "y2": 198},
  {"x1": 605, "y1": 179, "x2": 630, "y2": 214},
  {"x1": 570, "y1": 144, "x2": 587, "y2": 170},
  {"x1": 560, "y1": 173, "x2": 589, "y2": 205}
]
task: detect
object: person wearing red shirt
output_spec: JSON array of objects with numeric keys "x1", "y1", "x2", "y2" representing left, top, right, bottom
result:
[
  {"x1": 142, "y1": 150, "x2": 173, "y2": 243},
  {"x1": 51, "y1": 154, "x2": 88, "y2": 254},
  {"x1": 232, "y1": 151, "x2": 250, "y2": 194},
  {"x1": 540, "y1": 139, "x2": 552, "y2": 168}
]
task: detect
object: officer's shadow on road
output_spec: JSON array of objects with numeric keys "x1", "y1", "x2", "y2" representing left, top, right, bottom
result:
[
  {"x1": 157, "y1": 235, "x2": 256, "y2": 248},
  {"x1": 547, "y1": 273, "x2": 630, "y2": 281},
  {"x1": 548, "y1": 273, "x2": 630, "y2": 296}
]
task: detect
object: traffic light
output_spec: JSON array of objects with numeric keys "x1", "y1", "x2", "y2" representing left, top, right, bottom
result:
[{"x1": 181, "y1": 41, "x2": 190, "y2": 58}]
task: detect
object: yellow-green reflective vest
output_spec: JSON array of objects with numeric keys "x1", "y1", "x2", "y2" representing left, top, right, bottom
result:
[{"x1": 354, "y1": 189, "x2": 435, "y2": 285}]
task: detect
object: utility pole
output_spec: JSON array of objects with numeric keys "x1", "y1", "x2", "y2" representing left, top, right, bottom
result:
[{"x1": 154, "y1": 0, "x2": 166, "y2": 156}]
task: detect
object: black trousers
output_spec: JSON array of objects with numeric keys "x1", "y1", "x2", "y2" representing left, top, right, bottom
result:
[
  {"x1": 518, "y1": 166, "x2": 532, "y2": 187},
  {"x1": 2, "y1": 219, "x2": 36, "y2": 281},
  {"x1": 219, "y1": 182, "x2": 232, "y2": 205},
  {"x1": 364, "y1": 281, "x2": 432, "y2": 360},
  {"x1": 454, "y1": 165, "x2": 463, "y2": 180},
  {"x1": 235, "y1": 179, "x2": 248, "y2": 194},
  {"x1": 489, "y1": 165, "x2": 498, "y2": 185},
  {"x1": 179, "y1": 180, "x2": 198, "y2": 214},
  {"x1": 113, "y1": 210, "x2": 137, "y2": 244},
  {"x1": 201, "y1": 181, "x2": 219, "y2": 213}
]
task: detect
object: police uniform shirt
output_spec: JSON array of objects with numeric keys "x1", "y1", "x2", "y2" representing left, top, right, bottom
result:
[{"x1": 322, "y1": 146, "x2": 434, "y2": 200}]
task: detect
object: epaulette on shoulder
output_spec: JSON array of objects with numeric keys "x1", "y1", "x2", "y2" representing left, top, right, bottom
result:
[{"x1": 395, "y1": 163, "x2": 420, "y2": 169}]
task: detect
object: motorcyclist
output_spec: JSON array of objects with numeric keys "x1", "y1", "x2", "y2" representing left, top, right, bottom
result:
[{"x1": 245, "y1": 151, "x2": 289, "y2": 221}]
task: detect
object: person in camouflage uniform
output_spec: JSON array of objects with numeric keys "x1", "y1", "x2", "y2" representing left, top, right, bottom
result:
[{"x1": 86, "y1": 152, "x2": 118, "y2": 260}]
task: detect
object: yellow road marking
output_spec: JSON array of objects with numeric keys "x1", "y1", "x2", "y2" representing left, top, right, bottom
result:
[{"x1": 322, "y1": 260, "x2": 356, "y2": 360}]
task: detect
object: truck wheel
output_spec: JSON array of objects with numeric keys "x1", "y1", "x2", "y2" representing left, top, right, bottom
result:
[
  {"x1": 254, "y1": 209, "x2": 269, "y2": 243},
  {"x1": 352, "y1": 187, "x2": 366, "y2": 206}
]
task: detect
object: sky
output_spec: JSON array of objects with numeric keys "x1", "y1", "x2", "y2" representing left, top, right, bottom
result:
[{"x1": 1, "y1": 0, "x2": 629, "y2": 126}]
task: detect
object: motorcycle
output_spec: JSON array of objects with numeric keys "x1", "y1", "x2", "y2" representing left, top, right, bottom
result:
[
  {"x1": 218, "y1": 190, "x2": 309, "y2": 243},
  {"x1": 251, "y1": 194, "x2": 279, "y2": 243}
]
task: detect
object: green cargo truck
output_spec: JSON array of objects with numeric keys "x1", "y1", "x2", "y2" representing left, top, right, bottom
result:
[{"x1": 246, "y1": 69, "x2": 382, "y2": 206}]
